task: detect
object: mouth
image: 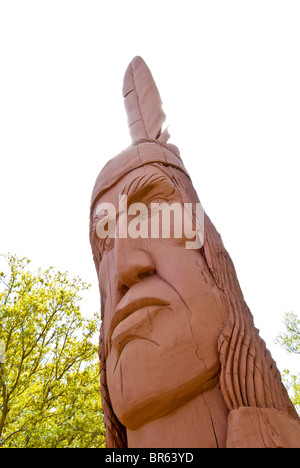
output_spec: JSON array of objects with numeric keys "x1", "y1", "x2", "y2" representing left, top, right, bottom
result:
[{"x1": 109, "y1": 296, "x2": 169, "y2": 343}]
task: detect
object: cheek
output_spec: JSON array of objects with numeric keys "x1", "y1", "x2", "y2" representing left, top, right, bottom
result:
[
  {"x1": 152, "y1": 247, "x2": 227, "y2": 340},
  {"x1": 150, "y1": 244, "x2": 195, "y2": 291}
]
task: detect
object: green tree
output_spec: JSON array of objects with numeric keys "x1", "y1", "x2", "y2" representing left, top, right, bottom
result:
[
  {"x1": 0, "y1": 253, "x2": 105, "y2": 447},
  {"x1": 275, "y1": 311, "x2": 300, "y2": 415}
]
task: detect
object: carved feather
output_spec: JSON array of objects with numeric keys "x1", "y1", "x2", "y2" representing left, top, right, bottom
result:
[{"x1": 123, "y1": 56, "x2": 167, "y2": 143}]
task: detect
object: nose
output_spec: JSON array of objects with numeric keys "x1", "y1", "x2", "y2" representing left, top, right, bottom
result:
[{"x1": 115, "y1": 238, "x2": 155, "y2": 290}]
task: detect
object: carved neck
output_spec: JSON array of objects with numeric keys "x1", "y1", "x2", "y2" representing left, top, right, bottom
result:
[{"x1": 126, "y1": 386, "x2": 229, "y2": 448}]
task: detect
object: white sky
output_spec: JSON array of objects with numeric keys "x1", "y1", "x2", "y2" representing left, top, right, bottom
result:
[{"x1": 0, "y1": 1, "x2": 299, "y2": 375}]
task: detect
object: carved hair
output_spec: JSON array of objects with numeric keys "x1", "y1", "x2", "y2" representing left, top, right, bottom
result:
[{"x1": 98, "y1": 318, "x2": 128, "y2": 447}]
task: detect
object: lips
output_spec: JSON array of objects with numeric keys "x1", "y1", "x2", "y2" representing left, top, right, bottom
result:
[
  {"x1": 109, "y1": 295, "x2": 169, "y2": 343},
  {"x1": 105, "y1": 276, "x2": 175, "y2": 364}
]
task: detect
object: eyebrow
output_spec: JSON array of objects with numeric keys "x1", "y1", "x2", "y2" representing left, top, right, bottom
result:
[
  {"x1": 92, "y1": 172, "x2": 178, "y2": 231},
  {"x1": 121, "y1": 172, "x2": 176, "y2": 205},
  {"x1": 92, "y1": 172, "x2": 178, "y2": 236}
]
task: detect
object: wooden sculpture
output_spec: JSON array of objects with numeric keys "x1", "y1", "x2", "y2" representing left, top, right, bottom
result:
[{"x1": 90, "y1": 57, "x2": 300, "y2": 448}]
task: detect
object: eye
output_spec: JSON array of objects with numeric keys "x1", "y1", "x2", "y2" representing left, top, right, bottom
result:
[
  {"x1": 145, "y1": 196, "x2": 171, "y2": 214},
  {"x1": 102, "y1": 235, "x2": 115, "y2": 253},
  {"x1": 94, "y1": 229, "x2": 115, "y2": 257},
  {"x1": 92, "y1": 213, "x2": 115, "y2": 256}
]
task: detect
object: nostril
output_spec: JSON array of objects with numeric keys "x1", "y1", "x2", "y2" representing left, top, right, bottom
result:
[
  {"x1": 138, "y1": 271, "x2": 153, "y2": 281},
  {"x1": 116, "y1": 250, "x2": 156, "y2": 289},
  {"x1": 118, "y1": 283, "x2": 129, "y2": 296}
]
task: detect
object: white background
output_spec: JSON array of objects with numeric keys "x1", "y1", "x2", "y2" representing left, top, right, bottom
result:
[{"x1": 0, "y1": 1, "x2": 299, "y2": 374}]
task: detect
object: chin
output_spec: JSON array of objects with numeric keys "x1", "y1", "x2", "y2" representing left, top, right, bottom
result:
[{"x1": 107, "y1": 343, "x2": 221, "y2": 431}]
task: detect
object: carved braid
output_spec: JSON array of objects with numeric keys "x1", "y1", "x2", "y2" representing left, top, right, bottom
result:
[{"x1": 203, "y1": 213, "x2": 298, "y2": 419}]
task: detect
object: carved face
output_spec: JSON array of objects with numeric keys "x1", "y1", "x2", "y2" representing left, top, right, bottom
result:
[{"x1": 91, "y1": 164, "x2": 227, "y2": 430}]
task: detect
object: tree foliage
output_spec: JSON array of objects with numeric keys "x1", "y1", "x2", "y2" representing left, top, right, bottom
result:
[
  {"x1": 275, "y1": 312, "x2": 300, "y2": 355},
  {"x1": 0, "y1": 253, "x2": 105, "y2": 447},
  {"x1": 275, "y1": 311, "x2": 300, "y2": 415}
]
